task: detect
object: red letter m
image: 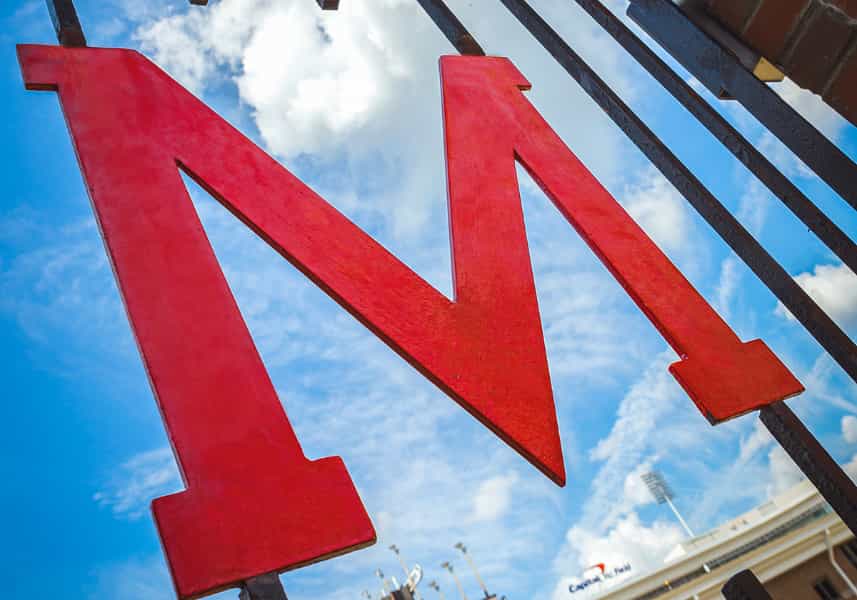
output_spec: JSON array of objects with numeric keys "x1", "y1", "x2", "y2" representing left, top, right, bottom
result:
[{"x1": 19, "y1": 45, "x2": 802, "y2": 598}]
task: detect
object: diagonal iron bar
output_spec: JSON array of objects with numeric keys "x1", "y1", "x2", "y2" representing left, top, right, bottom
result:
[
  {"x1": 239, "y1": 573, "x2": 289, "y2": 600},
  {"x1": 45, "y1": 0, "x2": 86, "y2": 47},
  {"x1": 761, "y1": 402, "x2": 857, "y2": 534},
  {"x1": 627, "y1": 0, "x2": 857, "y2": 213},
  {"x1": 570, "y1": 0, "x2": 856, "y2": 275},
  {"x1": 493, "y1": 0, "x2": 857, "y2": 383},
  {"x1": 412, "y1": 0, "x2": 485, "y2": 55},
  {"x1": 722, "y1": 570, "x2": 773, "y2": 600}
]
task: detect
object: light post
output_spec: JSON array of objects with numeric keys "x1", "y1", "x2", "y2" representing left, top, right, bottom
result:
[
  {"x1": 642, "y1": 470, "x2": 709, "y2": 573},
  {"x1": 441, "y1": 562, "x2": 469, "y2": 600},
  {"x1": 454, "y1": 543, "x2": 493, "y2": 598},
  {"x1": 428, "y1": 580, "x2": 446, "y2": 600},
  {"x1": 376, "y1": 569, "x2": 392, "y2": 595},
  {"x1": 641, "y1": 471, "x2": 695, "y2": 537},
  {"x1": 390, "y1": 544, "x2": 423, "y2": 600}
]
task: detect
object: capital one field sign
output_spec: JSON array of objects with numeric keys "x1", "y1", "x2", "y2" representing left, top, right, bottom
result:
[{"x1": 17, "y1": 38, "x2": 802, "y2": 598}]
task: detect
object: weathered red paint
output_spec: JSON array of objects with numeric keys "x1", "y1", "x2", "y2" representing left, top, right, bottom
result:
[{"x1": 18, "y1": 44, "x2": 802, "y2": 598}]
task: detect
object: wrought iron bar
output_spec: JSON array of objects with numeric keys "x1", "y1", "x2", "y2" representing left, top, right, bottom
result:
[
  {"x1": 627, "y1": 0, "x2": 857, "y2": 213},
  {"x1": 570, "y1": 0, "x2": 856, "y2": 275},
  {"x1": 494, "y1": 0, "x2": 857, "y2": 383},
  {"x1": 45, "y1": 0, "x2": 86, "y2": 47},
  {"x1": 761, "y1": 402, "x2": 857, "y2": 534},
  {"x1": 239, "y1": 573, "x2": 289, "y2": 600},
  {"x1": 722, "y1": 570, "x2": 772, "y2": 600},
  {"x1": 412, "y1": 0, "x2": 485, "y2": 55}
]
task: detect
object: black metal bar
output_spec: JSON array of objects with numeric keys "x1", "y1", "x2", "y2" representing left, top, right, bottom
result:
[
  {"x1": 722, "y1": 570, "x2": 772, "y2": 600},
  {"x1": 494, "y1": 0, "x2": 857, "y2": 383},
  {"x1": 45, "y1": 0, "x2": 86, "y2": 47},
  {"x1": 627, "y1": 0, "x2": 857, "y2": 213},
  {"x1": 761, "y1": 402, "x2": 857, "y2": 535},
  {"x1": 571, "y1": 0, "x2": 857, "y2": 275},
  {"x1": 412, "y1": 0, "x2": 485, "y2": 56},
  {"x1": 239, "y1": 573, "x2": 289, "y2": 600}
]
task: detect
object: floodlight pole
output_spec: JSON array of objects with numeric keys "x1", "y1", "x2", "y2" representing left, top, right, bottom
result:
[
  {"x1": 642, "y1": 471, "x2": 695, "y2": 539},
  {"x1": 390, "y1": 544, "x2": 423, "y2": 600},
  {"x1": 454, "y1": 543, "x2": 491, "y2": 598},
  {"x1": 376, "y1": 569, "x2": 392, "y2": 594},
  {"x1": 664, "y1": 495, "x2": 695, "y2": 538},
  {"x1": 429, "y1": 580, "x2": 446, "y2": 600},
  {"x1": 441, "y1": 562, "x2": 469, "y2": 600}
]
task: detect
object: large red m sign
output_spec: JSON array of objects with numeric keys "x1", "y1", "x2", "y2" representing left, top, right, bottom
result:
[{"x1": 19, "y1": 44, "x2": 801, "y2": 598}]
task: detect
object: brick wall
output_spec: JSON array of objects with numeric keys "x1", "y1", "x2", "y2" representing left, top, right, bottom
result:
[{"x1": 705, "y1": 0, "x2": 857, "y2": 127}]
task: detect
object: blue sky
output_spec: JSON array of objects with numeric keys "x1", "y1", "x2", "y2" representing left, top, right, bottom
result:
[{"x1": 1, "y1": 1, "x2": 856, "y2": 599}]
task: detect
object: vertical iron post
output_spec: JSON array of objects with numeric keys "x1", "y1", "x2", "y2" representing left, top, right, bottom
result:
[
  {"x1": 412, "y1": 0, "x2": 485, "y2": 55},
  {"x1": 627, "y1": 0, "x2": 857, "y2": 213},
  {"x1": 569, "y1": 0, "x2": 856, "y2": 275},
  {"x1": 493, "y1": 0, "x2": 857, "y2": 383},
  {"x1": 239, "y1": 573, "x2": 289, "y2": 600},
  {"x1": 761, "y1": 402, "x2": 857, "y2": 533},
  {"x1": 722, "y1": 570, "x2": 773, "y2": 600},
  {"x1": 45, "y1": 0, "x2": 86, "y2": 47}
]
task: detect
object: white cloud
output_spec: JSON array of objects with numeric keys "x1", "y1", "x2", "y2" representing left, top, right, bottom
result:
[
  {"x1": 621, "y1": 167, "x2": 690, "y2": 253},
  {"x1": 93, "y1": 447, "x2": 181, "y2": 519},
  {"x1": 472, "y1": 472, "x2": 520, "y2": 522},
  {"x1": 766, "y1": 445, "x2": 804, "y2": 497},
  {"x1": 775, "y1": 263, "x2": 857, "y2": 330},
  {"x1": 843, "y1": 416, "x2": 857, "y2": 444},
  {"x1": 551, "y1": 514, "x2": 684, "y2": 600},
  {"x1": 843, "y1": 454, "x2": 857, "y2": 481},
  {"x1": 774, "y1": 78, "x2": 848, "y2": 143}
]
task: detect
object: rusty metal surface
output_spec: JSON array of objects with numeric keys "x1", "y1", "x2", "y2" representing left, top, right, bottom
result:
[
  {"x1": 495, "y1": 0, "x2": 857, "y2": 384},
  {"x1": 571, "y1": 0, "x2": 857, "y2": 275},
  {"x1": 45, "y1": 0, "x2": 86, "y2": 46},
  {"x1": 761, "y1": 402, "x2": 857, "y2": 534},
  {"x1": 627, "y1": 0, "x2": 857, "y2": 213},
  {"x1": 722, "y1": 570, "x2": 773, "y2": 600},
  {"x1": 239, "y1": 574, "x2": 289, "y2": 600}
]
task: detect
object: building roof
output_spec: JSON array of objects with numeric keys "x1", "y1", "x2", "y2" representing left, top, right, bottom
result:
[{"x1": 595, "y1": 480, "x2": 851, "y2": 600}]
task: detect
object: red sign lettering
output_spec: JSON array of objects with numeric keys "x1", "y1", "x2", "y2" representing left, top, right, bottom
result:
[{"x1": 18, "y1": 44, "x2": 802, "y2": 598}]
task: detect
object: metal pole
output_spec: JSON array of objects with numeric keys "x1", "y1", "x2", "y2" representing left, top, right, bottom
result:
[
  {"x1": 454, "y1": 544, "x2": 490, "y2": 597},
  {"x1": 376, "y1": 569, "x2": 392, "y2": 595},
  {"x1": 626, "y1": 0, "x2": 857, "y2": 213},
  {"x1": 569, "y1": 0, "x2": 856, "y2": 275},
  {"x1": 493, "y1": 0, "x2": 857, "y2": 384},
  {"x1": 761, "y1": 402, "x2": 857, "y2": 534},
  {"x1": 664, "y1": 496, "x2": 695, "y2": 538},
  {"x1": 412, "y1": 0, "x2": 484, "y2": 55},
  {"x1": 441, "y1": 563, "x2": 469, "y2": 600},
  {"x1": 239, "y1": 573, "x2": 288, "y2": 600},
  {"x1": 429, "y1": 581, "x2": 447, "y2": 600},
  {"x1": 389, "y1": 545, "x2": 423, "y2": 600},
  {"x1": 45, "y1": 0, "x2": 87, "y2": 46}
]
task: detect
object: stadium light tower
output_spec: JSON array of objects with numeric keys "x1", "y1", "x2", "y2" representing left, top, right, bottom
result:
[
  {"x1": 642, "y1": 471, "x2": 695, "y2": 538},
  {"x1": 429, "y1": 580, "x2": 446, "y2": 600},
  {"x1": 376, "y1": 568, "x2": 392, "y2": 595},
  {"x1": 453, "y1": 543, "x2": 492, "y2": 598},
  {"x1": 390, "y1": 544, "x2": 423, "y2": 600},
  {"x1": 441, "y1": 562, "x2": 469, "y2": 600}
]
